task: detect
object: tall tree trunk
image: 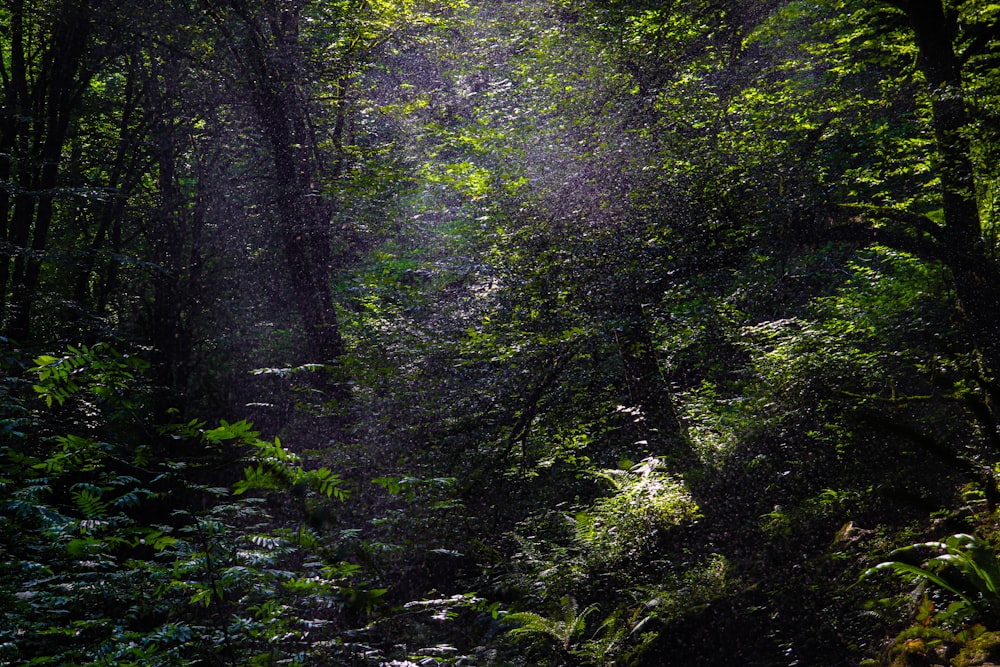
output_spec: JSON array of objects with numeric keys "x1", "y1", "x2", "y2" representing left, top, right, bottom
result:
[
  {"x1": 234, "y1": 0, "x2": 345, "y2": 369},
  {"x1": 73, "y1": 61, "x2": 144, "y2": 313},
  {"x1": 0, "y1": 0, "x2": 30, "y2": 325},
  {"x1": 145, "y1": 55, "x2": 199, "y2": 419},
  {"x1": 615, "y1": 298, "x2": 691, "y2": 466},
  {"x1": 897, "y1": 0, "x2": 1000, "y2": 383}
]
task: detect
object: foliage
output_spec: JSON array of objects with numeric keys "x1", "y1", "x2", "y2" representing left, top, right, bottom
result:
[
  {"x1": 30, "y1": 342, "x2": 150, "y2": 410},
  {"x1": 0, "y1": 344, "x2": 380, "y2": 665},
  {"x1": 574, "y1": 457, "x2": 700, "y2": 565},
  {"x1": 506, "y1": 596, "x2": 599, "y2": 655},
  {"x1": 505, "y1": 596, "x2": 658, "y2": 667},
  {"x1": 861, "y1": 533, "x2": 1000, "y2": 626},
  {"x1": 7, "y1": 0, "x2": 1000, "y2": 664}
]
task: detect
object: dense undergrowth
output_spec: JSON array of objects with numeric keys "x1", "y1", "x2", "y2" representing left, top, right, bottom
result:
[{"x1": 4, "y1": 0, "x2": 1000, "y2": 665}]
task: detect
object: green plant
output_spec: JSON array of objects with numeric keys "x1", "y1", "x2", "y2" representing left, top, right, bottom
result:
[
  {"x1": 506, "y1": 596, "x2": 599, "y2": 659},
  {"x1": 860, "y1": 533, "x2": 1000, "y2": 625},
  {"x1": 30, "y1": 342, "x2": 150, "y2": 410},
  {"x1": 574, "y1": 457, "x2": 700, "y2": 564},
  {"x1": 571, "y1": 600, "x2": 659, "y2": 667},
  {"x1": 0, "y1": 342, "x2": 384, "y2": 665},
  {"x1": 505, "y1": 595, "x2": 659, "y2": 667}
]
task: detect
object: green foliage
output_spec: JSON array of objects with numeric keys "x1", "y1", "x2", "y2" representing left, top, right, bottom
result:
[
  {"x1": 875, "y1": 617, "x2": 1000, "y2": 667},
  {"x1": 571, "y1": 601, "x2": 660, "y2": 667},
  {"x1": 30, "y1": 342, "x2": 150, "y2": 409},
  {"x1": 506, "y1": 596, "x2": 598, "y2": 654},
  {"x1": 861, "y1": 533, "x2": 1000, "y2": 626},
  {"x1": 8, "y1": 0, "x2": 1000, "y2": 663},
  {"x1": 574, "y1": 457, "x2": 700, "y2": 564},
  {"x1": 0, "y1": 343, "x2": 379, "y2": 665},
  {"x1": 505, "y1": 595, "x2": 660, "y2": 667}
]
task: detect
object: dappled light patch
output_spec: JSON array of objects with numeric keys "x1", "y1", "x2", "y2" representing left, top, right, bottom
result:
[{"x1": 575, "y1": 457, "x2": 701, "y2": 564}]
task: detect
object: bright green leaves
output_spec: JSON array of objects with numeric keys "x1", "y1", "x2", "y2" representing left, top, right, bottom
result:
[
  {"x1": 422, "y1": 159, "x2": 493, "y2": 199},
  {"x1": 737, "y1": 1, "x2": 941, "y2": 209},
  {"x1": 70, "y1": 482, "x2": 109, "y2": 518},
  {"x1": 30, "y1": 342, "x2": 149, "y2": 408},
  {"x1": 505, "y1": 594, "x2": 663, "y2": 666},
  {"x1": 576, "y1": 457, "x2": 700, "y2": 564},
  {"x1": 506, "y1": 596, "x2": 598, "y2": 653},
  {"x1": 160, "y1": 417, "x2": 351, "y2": 501},
  {"x1": 860, "y1": 533, "x2": 1000, "y2": 626},
  {"x1": 234, "y1": 459, "x2": 347, "y2": 500}
]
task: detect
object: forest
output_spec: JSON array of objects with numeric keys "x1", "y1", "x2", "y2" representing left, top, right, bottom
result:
[{"x1": 3, "y1": 0, "x2": 1000, "y2": 665}]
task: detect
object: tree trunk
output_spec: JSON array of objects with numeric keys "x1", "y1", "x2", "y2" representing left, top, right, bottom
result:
[
  {"x1": 898, "y1": 0, "x2": 1000, "y2": 383},
  {"x1": 0, "y1": 0, "x2": 30, "y2": 326},
  {"x1": 144, "y1": 54, "x2": 202, "y2": 419},
  {"x1": 73, "y1": 61, "x2": 144, "y2": 313},
  {"x1": 615, "y1": 298, "x2": 691, "y2": 466},
  {"x1": 2, "y1": 1, "x2": 94, "y2": 342},
  {"x1": 235, "y1": 0, "x2": 345, "y2": 368}
]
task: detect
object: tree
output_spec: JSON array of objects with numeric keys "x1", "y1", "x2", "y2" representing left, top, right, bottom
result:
[
  {"x1": 0, "y1": 0, "x2": 108, "y2": 342},
  {"x1": 878, "y1": 0, "x2": 1000, "y2": 385},
  {"x1": 206, "y1": 0, "x2": 345, "y2": 370}
]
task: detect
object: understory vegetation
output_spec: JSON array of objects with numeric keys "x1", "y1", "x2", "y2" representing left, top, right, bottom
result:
[{"x1": 4, "y1": 0, "x2": 1000, "y2": 665}]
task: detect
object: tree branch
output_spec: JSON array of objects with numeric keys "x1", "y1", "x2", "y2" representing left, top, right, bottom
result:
[
  {"x1": 958, "y1": 17, "x2": 1000, "y2": 64},
  {"x1": 800, "y1": 204, "x2": 946, "y2": 263}
]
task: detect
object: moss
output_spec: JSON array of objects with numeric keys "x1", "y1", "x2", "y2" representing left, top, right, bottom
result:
[
  {"x1": 880, "y1": 624, "x2": 1000, "y2": 666},
  {"x1": 953, "y1": 630, "x2": 1000, "y2": 666},
  {"x1": 885, "y1": 625, "x2": 957, "y2": 667}
]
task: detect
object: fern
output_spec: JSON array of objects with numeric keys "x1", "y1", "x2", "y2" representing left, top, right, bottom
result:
[
  {"x1": 70, "y1": 486, "x2": 108, "y2": 518},
  {"x1": 507, "y1": 596, "x2": 598, "y2": 652},
  {"x1": 860, "y1": 533, "x2": 1000, "y2": 624}
]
